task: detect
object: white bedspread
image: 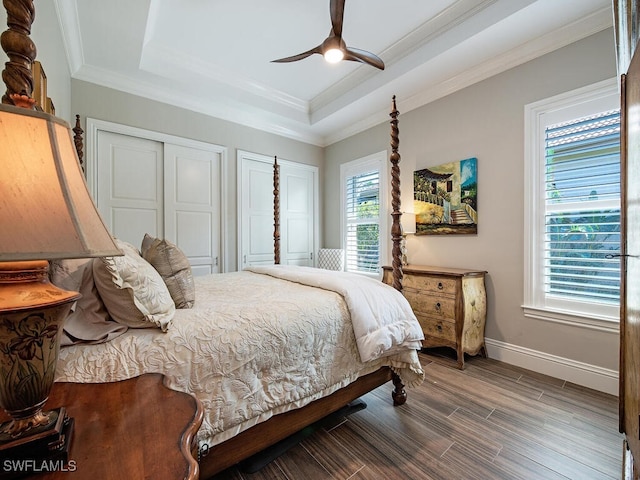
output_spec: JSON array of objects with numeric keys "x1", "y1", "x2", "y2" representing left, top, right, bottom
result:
[
  {"x1": 56, "y1": 271, "x2": 424, "y2": 450},
  {"x1": 246, "y1": 265, "x2": 424, "y2": 362}
]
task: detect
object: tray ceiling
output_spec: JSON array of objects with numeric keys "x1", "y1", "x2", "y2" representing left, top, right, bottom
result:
[{"x1": 57, "y1": 0, "x2": 613, "y2": 146}]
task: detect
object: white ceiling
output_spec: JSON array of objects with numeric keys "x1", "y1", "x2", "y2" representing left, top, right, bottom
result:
[{"x1": 56, "y1": 0, "x2": 613, "y2": 146}]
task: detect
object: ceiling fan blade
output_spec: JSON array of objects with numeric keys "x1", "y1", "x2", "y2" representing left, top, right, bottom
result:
[
  {"x1": 344, "y1": 47, "x2": 385, "y2": 70},
  {"x1": 272, "y1": 46, "x2": 322, "y2": 63},
  {"x1": 272, "y1": 0, "x2": 383, "y2": 71},
  {"x1": 330, "y1": 0, "x2": 345, "y2": 38}
]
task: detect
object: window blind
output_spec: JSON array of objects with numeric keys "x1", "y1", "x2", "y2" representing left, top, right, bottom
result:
[
  {"x1": 345, "y1": 170, "x2": 380, "y2": 273},
  {"x1": 544, "y1": 109, "x2": 621, "y2": 305}
]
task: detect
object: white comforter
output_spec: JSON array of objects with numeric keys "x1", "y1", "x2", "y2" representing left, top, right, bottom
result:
[
  {"x1": 246, "y1": 265, "x2": 424, "y2": 362},
  {"x1": 56, "y1": 269, "x2": 424, "y2": 449}
]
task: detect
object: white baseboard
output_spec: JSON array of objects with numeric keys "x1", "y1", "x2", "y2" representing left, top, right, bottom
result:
[{"x1": 484, "y1": 338, "x2": 619, "y2": 396}]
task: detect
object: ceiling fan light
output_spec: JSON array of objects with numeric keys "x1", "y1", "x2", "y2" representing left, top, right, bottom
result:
[{"x1": 324, "y1": 48, "x2": 344, "y2": 63}]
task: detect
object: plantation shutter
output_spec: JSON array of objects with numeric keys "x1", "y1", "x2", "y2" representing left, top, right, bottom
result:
[
  {"x1": 544, "y1": 108, "x2": 621, "y2": 306},
  {"x1": 345, "y1": 169, "x2": 380, "y2": 273}
]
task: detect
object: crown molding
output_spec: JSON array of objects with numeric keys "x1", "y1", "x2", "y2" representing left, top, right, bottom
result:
[
  {"x1": 310, "y1": 0, "x2": 503, "y2": 118},
  {"x1": 323, "y1": 6, "x2": 613, "y2": 146},
  {"x1": 56, "y1": 0, "x2": 613, "y2": 148},
  {"x1": 72, "y1": 64, "x2": 325, "y2": 146},
  {"x1": 139, "y1": 42, "x2": 309, "y2": 118},
  {"x1": 54, "y1": 0, "x2": 84, "y2": 74}
]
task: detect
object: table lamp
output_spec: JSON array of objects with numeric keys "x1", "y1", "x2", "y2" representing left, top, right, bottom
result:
[
  {"x1": 0, "y1": 0, "x2": 121, "y2": 459},
  {"x1": 0, "y1": 101, "x2": 122, "y2": 459}
]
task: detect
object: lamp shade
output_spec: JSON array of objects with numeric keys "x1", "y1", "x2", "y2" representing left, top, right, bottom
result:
[
  {"x1": 0, "y1": 104, "x2": 120, "y2": 261},
  {"x1": 400, "y1": 212, "x2": 416, "y2": 235}
]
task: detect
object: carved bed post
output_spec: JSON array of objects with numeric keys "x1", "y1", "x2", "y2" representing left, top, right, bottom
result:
[
  {"x1": 273, "y1": 156, "x2": 281, "y2": 265},
  {"x1": 391, "y1": 371, "x2": 407, "y2": 406},
  {"x1": 1, "y1": 0, "x2": 36, "y2": 106},
  {"x1": 389, "y1": 95, "x2": 403, "y2": 292},
  {"x1": 388, "y1": 96, "x2": 407, "y2": 406},
  {"x1": 73, "y1": 114, "x2": 85, "y2": 174}
]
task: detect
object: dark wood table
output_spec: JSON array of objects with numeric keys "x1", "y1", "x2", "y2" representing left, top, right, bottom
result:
[{"x1": 0, "y1": 374, "x2": 203, "y2": 479}]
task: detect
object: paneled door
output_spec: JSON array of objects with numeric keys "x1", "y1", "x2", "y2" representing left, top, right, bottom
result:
[
  {"x1": 96, "y1": 131, "x2": 164, "y2": 245},
  {"x1": 164, "y1": 144, "x2": 221, "y2": 276},
  {"x1": 621, "y1": 45, "x2": 640, "y2": 474},
  {"x1": 94, "y1": 126, "x2": 223, "y2": 275},
  {"x1": 239, "y1": 153, "x2": 276, "y2": 267},
  {"x1": 279, "y1": 161, "x2": 317, "y2": 266},
  {"x1": 238, "y1": 151, "x2": 318, "y2": 269}
]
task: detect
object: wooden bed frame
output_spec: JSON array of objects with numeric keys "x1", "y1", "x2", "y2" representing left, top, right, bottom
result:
[
  {"x1": 71, "y1": 98, "x2": 409, "y2": 479},
  {"x1": 212, "y1": 98, "x2": 408, "y2": 479},
  {"x1": 1, "y1": 2, "x2": 411, "y2": 477}
]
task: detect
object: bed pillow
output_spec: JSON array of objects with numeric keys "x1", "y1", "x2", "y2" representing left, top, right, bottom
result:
[
  {"x1": 93, "y1": 239, "x2": 175, "y2": 331},
  {"x1": 141, "y1": 234, "x2": 195, "y2": 309},
  {"x1": 49, "y1": 258, "x2": 128, "y2": 345}
]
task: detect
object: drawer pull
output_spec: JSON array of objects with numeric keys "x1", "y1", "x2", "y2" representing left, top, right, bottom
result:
[
  {"x1": 437, "y1": 282, "x2": 444, "y2": 290},
  {"x1": 434, "y1": 302, "x2": 441, "y2": 312}
]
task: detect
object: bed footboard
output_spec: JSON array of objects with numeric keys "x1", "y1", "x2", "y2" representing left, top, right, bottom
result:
[{"x1": 198, "y1": 367, "x2": 395, "y2": 478}]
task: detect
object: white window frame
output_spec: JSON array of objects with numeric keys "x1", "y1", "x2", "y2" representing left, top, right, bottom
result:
[
  {"x1": 523, "y1": 78, "x2": 620, "y2": 332},
  {"x1": 340, "y1": 151, "x2": 389, "y2": 278}
]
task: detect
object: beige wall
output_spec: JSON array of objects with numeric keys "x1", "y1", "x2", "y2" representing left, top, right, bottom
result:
[
  {"x1": 71, "y1": 80, "x2": 324, "y2": 271},
  {"x1": 325, "y1": 28, "x2": 620, "y2": 384}
]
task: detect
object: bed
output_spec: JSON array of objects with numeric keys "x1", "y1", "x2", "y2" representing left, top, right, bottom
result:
[{"x1": 52, "y1": 97, "x2": 423, "y2": 478}]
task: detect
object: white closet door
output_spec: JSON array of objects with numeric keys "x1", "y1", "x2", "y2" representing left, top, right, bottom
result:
[
  {"x1": 92, "y1": 120, "x2": 224, "y2": 273},
  {"x1": 164, "y1": 144, "x2": 221, "y2": 276},
  {"x1": 96, "y1": 131, "x2": 163, "y2": 248},
  {"x1": 239, "y1": 153, "x2": 276, "y2": 268},
  {"x1": 238, "y1": 152, "x2": 318, "y2": 269},
  {"x1": 280, "y1": 162, "x2": 316, "y2": 266}
]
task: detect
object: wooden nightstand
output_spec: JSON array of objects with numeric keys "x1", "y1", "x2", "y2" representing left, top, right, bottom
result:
[
  {"x1": 0, "y1": 374, "x2": 203, "y2": 479},
  {"x1": 383, "y1": 265, "x2": 487, "y2": 369}
]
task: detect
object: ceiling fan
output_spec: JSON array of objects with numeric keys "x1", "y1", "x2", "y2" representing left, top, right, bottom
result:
[{"x1": 272, "y1": 0, "x2": 385, "y2": 70}]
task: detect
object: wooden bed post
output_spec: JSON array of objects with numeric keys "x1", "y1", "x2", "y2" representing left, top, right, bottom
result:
[
  {"x1": 73, "y1": 114, "x2": 85, "y2": 174},
  {"x1": 391, "y1": 371, "x2": 407, "y2": 405},
  {"x1": 389, "y1": 96, "x2": 403, "y2": 292},
  {"x1": 273, "y1": 156, "x2": 281, "y2": 265},
  {"x1": 1, "y1": 0, "x2": 36, "y2": 106},
  {"x1": 388, "y1": 96, "x2": 407, "y2": 406}
]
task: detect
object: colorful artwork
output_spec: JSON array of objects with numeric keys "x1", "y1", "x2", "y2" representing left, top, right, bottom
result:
[{"x1": 413, "y1": 157, "x2": 477, "y2": 235}]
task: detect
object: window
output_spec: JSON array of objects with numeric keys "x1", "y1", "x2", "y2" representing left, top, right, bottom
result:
[
  {"x1": 340, "y1": 152, "x2": 388, "y2": 275},
  {"x1": 524, "y1": 79, "x2": 621, "y2": 327}
]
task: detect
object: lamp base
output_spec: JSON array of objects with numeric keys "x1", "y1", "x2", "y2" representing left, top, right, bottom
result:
[
  {"x1": 0, "y1": 261, "x2": 79, "y2": 439},
  {"x1": 0, "y1": 406, "x2": 68, "y2": 449},
  {"x1": 0, "y1": 408, "x2": 74, "y2": 479}
]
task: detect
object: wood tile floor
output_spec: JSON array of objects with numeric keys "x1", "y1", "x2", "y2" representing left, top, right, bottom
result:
[{"x1": 208, "y1": 350, "x2": 622, "y2": 480}]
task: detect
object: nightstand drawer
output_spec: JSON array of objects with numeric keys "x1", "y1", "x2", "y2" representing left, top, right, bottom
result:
[
  {"x1": 404, "y1": 289, "x2": 456, "y2": 319},
  {"x1": 418, "y1": 315, "x2": 455, "y2": 342},
  {"x1": 403, "y1": 275, "x2": 457, "y2": 294}
]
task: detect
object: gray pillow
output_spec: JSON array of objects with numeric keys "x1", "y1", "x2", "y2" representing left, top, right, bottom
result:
[
  {"x1": 141, "y1": 234, "x2": 195, "y2": 309},
  {"x1": 49, "y1": 258, "x2": 128, "y2": 345}
]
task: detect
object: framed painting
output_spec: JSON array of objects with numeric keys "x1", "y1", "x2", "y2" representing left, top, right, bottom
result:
[{"x1": 413, "y1": 157, "x2": 477, "y2": 235}]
